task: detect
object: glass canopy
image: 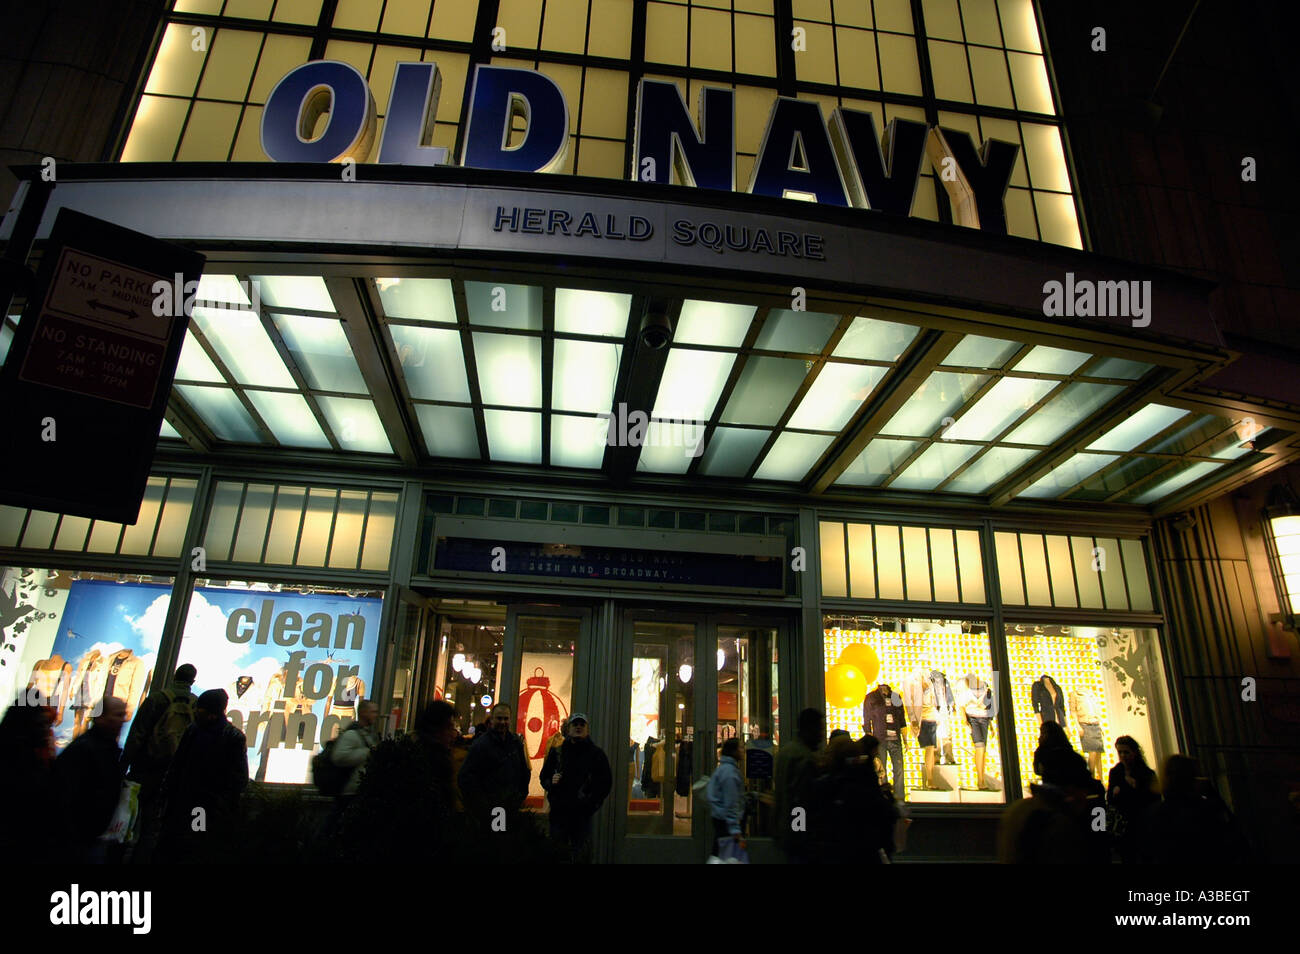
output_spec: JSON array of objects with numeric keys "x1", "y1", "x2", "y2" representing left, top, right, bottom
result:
[{"x1": 3, "y1": 269, "x2": 1274, "y2": 514}]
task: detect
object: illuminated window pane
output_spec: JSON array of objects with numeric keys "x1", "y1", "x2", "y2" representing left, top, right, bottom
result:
[
  {"x1": 1020, "y1": 453, "x2": 1118, "y2": 498},
  {"x1": 382, "y1": 0, "x2": 433, "y2": 35},
  {"x1": 271, "y1": 314, "x2": 367, "y2": 393},
  {"x1": 977, "y1": 116, "x2": 1028, "y2": 185},
  {"x1": 960, "y1": 0, "x2": 1003, "y2": 45},
  {"x1": 484, "y1": 409, "x2": 542, "y2": 463},
  {"x1": 246, "y1": 391, "x2": 329, "y2": 448},
  {"x1": 1033, "y1": 191, "x2": 1082, "y2": 248},
  {"x1": 465, "y1": 282, "x2": 542, "y2": 329},
  {"x1": 957, "y1": 529, "x2": 985, "y2": 602},
  {"x1": 498, "y1": 0, "x2": 543, "y2": 49},
  {"x1": 576, "y1": 138, "x2": 625, "y2": 178},
  {"x1": 875, "y1": 525, "x2": 904, "y2": 599},
  {"x1": 820, "y1": 521, "x2": 847, "y2": 597},
  {"x1": 389, "y1": 325, "x2": 470, "y2": 401},
  {"x1": 316, "y1": 397, "x2": 393, "y2": 453},
  {"x1": 555, "y1": 288, "x2": 630, "y2": 337},
  {"x1": 1072, "y1": 537, "x2": 1104, "y2": 608},
  {"x1": 254, "y1": 275, "x2": 336, "y2": 312},
  {"x1": 722, "y1": 357, "x2": 805, "y2": 426},
  {"x1": 588, "y1": 0, "x2": 633, "y2": 59},
  {"x1": 1020, "y1": 534, "x2": 1051, "y2": 604},
  {"x1": 833, "y1": 317, "x2": 918, "y2": 361},
  {"x1": 1088, "y1": 357, "x2": 1153, "y2": 380},
  {"x1": 969, "y1": 46, "x2": 1014, "y2": 109},
  {"x1": 1131, "y1": 461, "x2": 1223, "y2": 506},
  {"x1": 847, "y1": 523, "x2": 875, "y2": 597},
  {"x1": 699, "y1": 427, "x2": 770, "y2": 477},
  {"x1": 793, "y1": 0, "x2": 832, "y2": 21},
  {"x1": 197, "y1": 30, "x2": 262, "y2": 102},
  {"x1": 230, "y1": 106, "x2": 267, "y2": 160},
  {"x1": 929, "y1": 40, "x2": 973, "y2": 102},
  {"x1": 836, "y1": 438, "x2": 919, "y2": 486},
  {"x1": 903, "y1": 526, "x2": 931, "y2": 601},
  {"x1": 550, "y1": 414, "x2": 606, "y2": 468},
  {"x1": 415, "y1": 405, "x2": 480, "y2": 459},
  {"x1": 191, "y1": 307, "x2": 295, "y2": 388},
  {"x1": 1088, "y1": 405, "x2": 1189, "y2": 453},
  {"x1": 361, "y1": 493, "x2": 398, "y2": 571},
  {"x1": 224, "y1": 0, "x2": 273, "y2": 17},
  {"x1": 154, "y1": 479, "x2": 197, "y2": 558},
  {"x1": 795, "y1": 21, "x2": 836, "y2": 84},
  {"x1": 998, "y1": 0, "x2": 1042, "y2": 52},
  {"x1": 1122, "y1": 539, "x2": 1154, "y2": 611},
  {"x1": 553, "y1": 339, "x2": 618, "y2": 413},
  {"x1": 922, "y1": 0, "x2": 962, "y2": 41},
  {"x1": 735, "y1": 14, "x2": 776, "y2": 76},
  {"x1": 836, "y1": 27, "x2": 879, "y2": 90},
  {"x1": 176, "y1": 101, "x2": 241, "y2": 160},
  {"x1": 677, "y1": 300, "x2": 755, "y2": 347},
  {"x1": 878, "y1": 32, "x2": 922, "y2": 95},
  {"x1": 944, "y1": 334, "x2": 1019, "y2": 368},
  {"x1": 176, "y1": 332, "x2": 224, "y2": 383},
  {"x1": 430, "y1": 0, "x2": 478, "y2": 41},
  {"x1": 474, "y1": 333, "x2": 542, "y2": 408},
  {"x1": 178, "y1": 385, "x2": 262, "y2": 442},
  {"x1": 646, "y1": 1, "x2": 687, "y2": 65},
  {"x1": 1002, "y1": 382, "x2": 1123, "y2": 446},
  {"x1": 755, "y1": 309, "x2": 838, "y2": 354},
  {"x1": 736, "y1": 86, "x2": 773, "y2": 154},
  {"x1": 1004, "y1": 187, "x2": 1036, "y2": 238},
  {"x1": 274, "y1": 0, "x2": 323, "y2": 24},
  {"x1": 581, "y1": 69, "x2": 629, "y2": 138},
  {"x1": 787, "y1": 364, "x2": 886, "y2": 431},
  {"x1": 654, "y1": 349, "x2": 736, "y2": 420},
  {"x1": 174, "y1": 0, "x2": 223, "y2": 12},
  {"x1": 160, "y1": 419, "x2": 183, "y2": 440},
  {"x1": 54, "y1": 513, "x2": 92, "y2": 551},
  {"x1": 1021, "y1": 123, "x2": 1071, "y2": 192},
  {"x1": 144, "y1": 23, "x2": 207, "y2": 97},
  {"x1": 430, "y1": 51, "x2": 470, "y2": 123},
  {"x1": 328, "y1": 491, "x2": 367, "y2": 569},
  {"x1": 118, "y1": 92, "x2": 188, "y2": 158},
  {"x1": 890, "y1": 442, "x2": 981, "y2": 490},
  {"x1": 1008, "y1": 51, "x2": 1054, "y2": 114},
  {"x1": 334, "y1": 0, "x2": 384, "y2": 32},
  {"x1": 691, "y1": 8, "x2": 732, "y2": 72},
  {"x1": 322, "y1": 39, "x2": 373, "y2": 80},
  {"x1": 944, "y1": 446, "x2": 1036, "y2": 493},
  {"x1": 379, "y1": 278, "x2": 456, "y2": 323},
  {"x1": 753, "y1": 432, "x2": 833, "y2": 481},
  {"x1": 880, "y1": 371, "x2": 986, "y2": 437},
  {"x1": 874, "y1": 0, "x2": 915, "y2": 33},
  {"x1": 1014, "y1": 345, "x2": 1090, "y2": 375},
  {"x1": 1046, "y1": 535, "x2": 1077, "y2": 607}
]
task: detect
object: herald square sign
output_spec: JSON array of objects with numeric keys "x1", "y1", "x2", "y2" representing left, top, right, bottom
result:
[{"x1": 262, "y1": 61, "x2": 1022, "y2": 234}]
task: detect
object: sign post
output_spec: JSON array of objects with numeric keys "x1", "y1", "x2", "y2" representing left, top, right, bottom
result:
[{"x1": 0, "y1": 208, "x2": 205, "y2": 523}]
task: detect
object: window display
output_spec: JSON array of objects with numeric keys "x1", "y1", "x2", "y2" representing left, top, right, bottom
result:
[
  {"x1": 716, "y1": 625, "x2": 778, "y2": 835},
  {"x1": 1, "y1": 567, "x2": 174, "y2": 753},
  {"x1": 626, "y1": 621, "x2": 695, "y2": 835},
  {"x1": 823, "y1": 617, "x2": 1005, "y2": 804},
  {"x1": 1006, "y1": 624, "x2": 1174, "y2": 794},
  {"x1": 175, "y1": 579, "x2": 383, "y2": 784},
  {"x1": 433, "y1": 611, "x2": 504, "y2": 737},
  {"x1": 515, "y1": 616, "x2": 577, "y2": 809}
]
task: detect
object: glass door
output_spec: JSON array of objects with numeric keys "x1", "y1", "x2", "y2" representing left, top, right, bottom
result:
[{"x1": 615, "y1": 611, "x2": 709, "y2": 863}]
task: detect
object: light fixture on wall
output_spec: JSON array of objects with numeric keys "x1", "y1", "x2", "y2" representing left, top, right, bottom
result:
[{"x1": 1262, "y1": 482, "x2": 1300, "y2": 631}]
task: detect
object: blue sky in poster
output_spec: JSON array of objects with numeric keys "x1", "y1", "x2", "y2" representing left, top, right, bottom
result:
[{"x1": 47, "y1": 579, "x2": 172, "y2": 749}]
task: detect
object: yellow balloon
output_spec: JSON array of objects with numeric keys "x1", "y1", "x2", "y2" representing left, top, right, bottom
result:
[
  {"x1": 837, "y1": 643, "x2": 880, "y2": 684},
  {"x1": 825, "y1": 663, "x2": 868, "y2": 709}
]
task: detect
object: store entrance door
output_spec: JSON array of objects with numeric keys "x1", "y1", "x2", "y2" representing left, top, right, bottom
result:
[{"x1": 612, "y1": 608, "x2": 786, "y2": 864}]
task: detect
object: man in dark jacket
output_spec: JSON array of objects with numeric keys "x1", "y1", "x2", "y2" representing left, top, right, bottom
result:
[
  {"x1": 457, "y1": 702, "x2": 530, "y2": 825},
  {"x1": 121, "y1": 663, "x2": 197, "y2": 862},
  {"x1": 156, "y1": 688, "x2": 249, "y2": 863},
  {"x1": 862, "y1": 682, "x2": 907, "y2": 799},
  {"x1": 54, "y1": 695, "x2": 126, "y2": 863},
  {"x1": 775, "y1": 707, "x2": 824, "y2": 862},
  {"x1": 540, "y1": 713, "x2": 612, "y2": 857}
]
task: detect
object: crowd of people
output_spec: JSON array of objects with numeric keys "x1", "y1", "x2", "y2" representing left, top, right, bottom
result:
[{"x1": 0, "y1": 671, "x2": 1252, "y2": 864}]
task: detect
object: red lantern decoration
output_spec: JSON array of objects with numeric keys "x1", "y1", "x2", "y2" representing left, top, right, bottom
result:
[{"x1": 517, "y1": 667, "x2": 569, "y2": 760}]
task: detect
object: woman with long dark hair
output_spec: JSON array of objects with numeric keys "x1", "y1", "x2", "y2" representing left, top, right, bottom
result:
[{"x1": 1107, "y1": 735, "x2": 1158, "y2": 863}]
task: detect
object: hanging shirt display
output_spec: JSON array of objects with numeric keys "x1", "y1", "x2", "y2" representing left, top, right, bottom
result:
[{"x1": 1031, "y1": 674, "x2": 1067, "y2": 724}]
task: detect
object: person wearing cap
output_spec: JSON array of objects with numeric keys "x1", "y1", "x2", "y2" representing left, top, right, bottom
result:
[
  {"x1": 540, "y1": 712, "x2": 612, "y2": 859},
  {"x1": 156, "y1": 688, "x2": 249, "y2": 863}
]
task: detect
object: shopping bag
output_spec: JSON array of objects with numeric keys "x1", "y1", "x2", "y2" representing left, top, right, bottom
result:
[{"x1": 103, "y1": 781, "x2": 141, "y2": 844}]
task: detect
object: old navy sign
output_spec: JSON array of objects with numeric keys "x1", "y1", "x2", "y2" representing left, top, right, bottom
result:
[{"x1": 263, "y1": 61, "x2": 1019, "y2": 234}]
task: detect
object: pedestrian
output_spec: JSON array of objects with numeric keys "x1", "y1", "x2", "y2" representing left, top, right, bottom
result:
[
  {"x1": 458, "y1": 702, "x2": 530, "y2": 825},
  {"x1": 156, "y1": 688, "x2": 248, "y2": 863},
  {"x1": 1033, "y1": 720, "x2": 1102, "y2": 797},
  {"x1": 1144, "y1": 755, "x2": 1248, "y2": 863},
  {"x1": 323, "y1": 698, "x2": 381, "y2": 836},
  {"x1": 120, "y1": 663, "x2": 197, "y2": 862},
  {"x1": 540, "y1": 712, "x2": 612, "y2": 859},
  {"x1": 414, "y1": 699, "x2": 463, "y2": 813},
  {"x1": 707, "y1": 737, "x2": 745, "y2": 859},
  {"x1": 54, "y1": 695, "x2": 127, "y2": 863},
  {"x1": 808, "y1": 735, "x2": 893, "y2": 864},
  {"x1": 1, "y1": 688, "x2": 58, "y2": 856},
  {"x1": 1106, "y1": 735, "x2": 1158, "y2": 863},
  {"x1": 774, "y1": 707, "x2": 823, "y2": 862},
  {"x1": 998, "y1": 746, "x2": 1106, "y2": 863}
]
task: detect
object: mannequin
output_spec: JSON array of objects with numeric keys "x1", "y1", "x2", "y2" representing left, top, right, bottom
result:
[
  {"x1": 958, "y1": 673, "x2": 995, "y2": 790},
  {"x1": 929, "y1": 666, "x2": 957, "y2": 765},
  {"x1": 902, "y1": 663, "x2": 938, "y2": 789},
  {"x1": 68, "y1": 648, "x2": 106, "y2": 738},
  {"x1": 1070, "y1": 686, "x2": 1104, "y2": 780},
  {"x1": 863, "y1": 679, "x2": 907, "y2": 798},
  {"x1": 1031, "y1": 673, "x2": 1066, "y2": 725},
  {"x1": 28, "y1": 655, "x2": 72, "y2": 722}
]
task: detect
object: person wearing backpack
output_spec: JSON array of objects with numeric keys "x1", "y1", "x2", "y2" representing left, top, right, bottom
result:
[
  {"x1": 121, "y1": 663, "x2": 197, "y2": 863},
  {"x1": 317, "y1": 699, "x2": 381, "y2": 841}
]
